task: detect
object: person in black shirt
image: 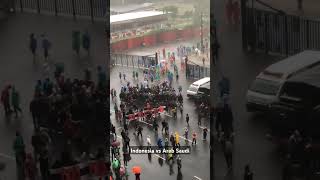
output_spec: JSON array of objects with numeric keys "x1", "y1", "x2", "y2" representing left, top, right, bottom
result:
[
  {"x1": 244, "y1": 164, "x2": 253, "y2": 180},
  {"x1": 137, "y1": 126, "x2": 143, "y2": 138}
]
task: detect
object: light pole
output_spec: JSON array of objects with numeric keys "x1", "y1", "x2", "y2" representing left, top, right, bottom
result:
[{"x1": 200, "y1": 12, "x2": 204, "y2": 52}]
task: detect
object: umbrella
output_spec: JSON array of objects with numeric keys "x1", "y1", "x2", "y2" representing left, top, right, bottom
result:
[
  {"x1": 112, "y1": 160, "x2": 120, "y2": 169},
  {"x1": 112, "y1": 141, "x2": 120, "y2": 147},
  {"x1": 119, "y1": 166, "x2": 125, "y2": 176},
  {"x1": 132, "y1": 166, "x2": 141, "y2": 174}
]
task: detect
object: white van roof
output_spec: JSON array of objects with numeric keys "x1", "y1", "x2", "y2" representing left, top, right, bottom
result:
[
  {"x1": 258, "y1": 50, "x2": 320, "y2": 81},
  {"x1": 192, "y1": 77, "x2": 210, "y2": 86}
]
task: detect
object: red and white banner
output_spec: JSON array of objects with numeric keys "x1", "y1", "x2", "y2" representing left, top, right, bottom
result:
[{"x1": 127, "y1": 106, "x2": 165, "y2": 121}]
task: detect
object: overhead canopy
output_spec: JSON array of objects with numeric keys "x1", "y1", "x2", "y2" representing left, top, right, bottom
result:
[
  {"x1": 110, "y1": 10, "x2": 168, "y2": 32},
  {"x1": 111, "y1": 11, "x2": 167, "y2": 25},
  {"x1": 110, "y1": 3, "x2": 154, "y2": 14}
]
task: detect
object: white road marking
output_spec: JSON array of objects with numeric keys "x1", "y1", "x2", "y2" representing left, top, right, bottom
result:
[
  {"x1": 138, "y1": 120, "x2": 152, "y2": 126},
  {"x1": 163, "y1": 113, "x2": 172, "y2": 117},
  {"x1": 0, "y1": 153, "x2": 15, "y2": 160},
  {"x1": 194, "y1": 176, "x2": 202, "y2": 180},
  {"x1": 154, "y1": 154, "x2": 166, "y2": 160},
  {"x1": 179, "y1": 136, "x2": 192, "y2": 143}
]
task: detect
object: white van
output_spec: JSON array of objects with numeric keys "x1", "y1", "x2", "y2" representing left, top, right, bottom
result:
[
  {"x1": 187, "y1": 77, "x2": 210, "y2": 97},
  {"x1": 246, "y1": 50, "x2": 320, "y2": 112}
]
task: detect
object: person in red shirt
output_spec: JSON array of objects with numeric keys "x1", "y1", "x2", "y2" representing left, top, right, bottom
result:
[
  {"x1": 192, "y1": 131, "x2": 197, "y2": 145},
  {"x1": 226, "y1": 0, "x2": 234, "y2": 25},
  {"x1": 25, "y1": 153, "x2": 37, "y2": 180},
  {"x1": 232, "y1": 1, "x2": 240, "y2": 26}
]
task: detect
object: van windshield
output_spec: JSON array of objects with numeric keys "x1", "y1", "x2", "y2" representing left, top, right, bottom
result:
[{"x1": 250, "y1": 78, "x2": 280, "y2": 95}]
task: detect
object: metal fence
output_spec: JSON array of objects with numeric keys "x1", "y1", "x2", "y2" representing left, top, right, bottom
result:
[
  {"x1": 111, "y1": 53, "x2": 157, "y2": 69},
  {"x1": 186, "y1": 63, "x2": 210, "y2": 79},
  {"x1": 242, "y1": 7, "x2": 320, "y2": 56},
  {"x1": 13, "y1": 0, "x2": 106, "y2": 21}
]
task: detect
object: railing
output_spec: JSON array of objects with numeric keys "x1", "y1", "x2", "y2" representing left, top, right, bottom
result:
[
  {"x1": 242, "y1": 6, "x2": 320, "y2": 56},
  {"x1": 13, "y1": 0, "x2": 106, "y2": 22},
  {"x1": 111, "y1": 53, "x2": 157, "y2": 69},
  {"x1": 186, "y1": 63, "x2": 210, "y2": 79}
]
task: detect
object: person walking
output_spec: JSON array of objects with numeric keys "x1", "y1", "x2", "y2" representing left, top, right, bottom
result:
[
  {"x1": 39, "y1": 149, "x2": 49, "y2": 180},
  {"x1": 221, "y1": 104, "x2": 234, "y2": 139},
  {"x1": 146, "y1": 135, "x2": 151, "y2": 147},
  {"x1": 186, "y1": 114, "x2": 190, "y2": 126},
  {"x1": 31, "y1": 128, "x2": 42, "y2": 162},
  {"x1": 197, "y1": 113, "x2": 201, "y2": 126},
  {"x1": 72, "y1": 30, "x2": 81, "y2": 56},
  {"x1": 184, "y1": 127, "x2": 188, "y2": 139},
  {"x1": 29, "y1": 33, "x2": 37, "y2": 61},
  {"x1": 41, "y1": 34, "x2": 51, "y2": 61},
  {"x1": 135, "y1": 173, "x2": 141, "y2": 180},
  {"x1": 123, "y1": 146, "x2": 129, "y2": 166},
  {"x1": 137, "y1": 125, "x2": 143, "y2": 138},
  {"x1": 218, "y1": 76, "x2": 230, "y2": 98},
  {"x1": 24, "y1": 153, "x2": 37, "y2": 180},
  {"x1": 203, "y1": 127, "x2": 208, "y2": 140},
  {"x1": 232, "y1": 0, "x2": 240, "y2": 27},
  {"x1": 82, "y1": 30, "x2": 90, "y2": 55},
  {"x1": 119, "y1": 72, "x2": 122, "y2": 80},
  {"x1": 215, "y1": 100, "x2": 224, "y2": 139},
  {"x1": 1, "y1": 85, "x2": 12, "y2": 116},
  {"x1": 13, "y1": 131, "x2": 26, "y2": 180},
  {"x1": 164, "y1": 138, "x2": 169, "y2": 149},
  {"x1": 11, "y1": 86, "x2": 22, "y2": 118},
  {"x1": 223, "y1": 137, "x2": 233, "y2": 170},
  {"x1": 177, "y1": 155, "x2": 182, "y2": 171},
  {"x1": 157, "y1": 138, "x2": 163, "y2": 149},
  {"x1": 161, "y1": 120, "x2": 166, "y2": 133},
  {"x1": 153, "y1": 120, "x2": 158, "y2": 132},
  {"x1": 29, "y1": 98, "x2": 40, "y2": 129},
  {"x1": 97, "y1": 66, "x2": 107, "y2": 89},
  {"x1": 244, "y1": 164, "x2": 253, "y2": 180},
  {"x1": 192, "y1": 131, "x2": 197, "y2": 145},
  {"x1": 175, "y1": 132, "x2": 180, "y2": 147},
  {"x1": 226, "y1": 0, "x2": 233, "y2": 25},
  {"x1": 213, "y1": 38, "x2": 220, "y2": 64}
]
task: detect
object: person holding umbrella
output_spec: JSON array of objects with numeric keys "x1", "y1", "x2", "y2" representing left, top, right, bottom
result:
[
  {"x1": 112, "y1": 158, "x2": 121, "y2": 178},
  {"x1": 132, "y1": 166, "x2": 141, "y2": 180}
]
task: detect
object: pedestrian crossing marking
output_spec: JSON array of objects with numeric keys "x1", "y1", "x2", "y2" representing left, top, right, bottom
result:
[{"x1": 194, "y1": 176, "x2": 202, "y2": 180}]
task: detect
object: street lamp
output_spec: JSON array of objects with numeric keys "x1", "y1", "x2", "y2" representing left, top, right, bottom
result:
[{"x1": 200, "y1": 12, "x2": 204, "y2": 52}]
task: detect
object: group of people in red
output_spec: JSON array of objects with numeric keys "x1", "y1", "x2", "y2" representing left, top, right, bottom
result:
[{"x1": 226, "y1": 0, "x2": 241, "y2": 25}]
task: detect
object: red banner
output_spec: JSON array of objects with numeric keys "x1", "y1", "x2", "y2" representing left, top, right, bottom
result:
[
  {"x1": 128, "y1": 106, "x2": 165, "y2": 121},
  {"x1": 61, "y1": 166, "x2": 80, "y2": 180}
]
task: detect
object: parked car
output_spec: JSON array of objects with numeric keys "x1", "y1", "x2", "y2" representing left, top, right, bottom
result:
[{"x1": 246, "y1": 50, "x2": 320, "y2": 112}]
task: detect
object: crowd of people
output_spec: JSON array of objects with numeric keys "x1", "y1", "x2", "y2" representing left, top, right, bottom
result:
[
  {"x1": 109, "y1": 60, "x2": 211, "y2": 179},
  {"x1": 4, "y1": 64, "x2": 109, "y2": 180}
]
